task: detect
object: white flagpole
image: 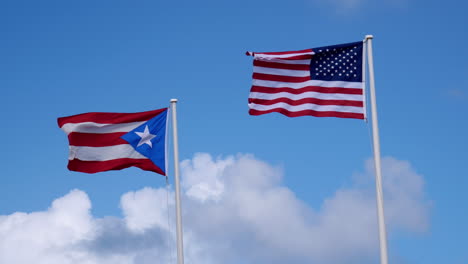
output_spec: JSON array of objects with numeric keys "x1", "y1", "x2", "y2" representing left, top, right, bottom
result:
[
  {"x1": 365, "y1": 35, "x2": 389, "y2": 264},
  {"x1": 170, "y1": 99, "x2": 185, "y2": 264}
]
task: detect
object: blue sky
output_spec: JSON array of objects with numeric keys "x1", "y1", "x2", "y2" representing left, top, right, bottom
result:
[{"x1": 0, "y1": 0, "x2": 467, "y2": 263}]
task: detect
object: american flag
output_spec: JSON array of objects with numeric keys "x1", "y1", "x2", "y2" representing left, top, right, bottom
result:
[{"x1": 246, "y1": 41, "x2": 366, "y2": 119}]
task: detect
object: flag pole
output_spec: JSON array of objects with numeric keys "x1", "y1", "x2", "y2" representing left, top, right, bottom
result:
[
  {"x1": 365, "y1": 35, "x2": 389, "y2": 264},
  {"x1": 170, "y1": 99, "x2": 185, "y2": 264}
]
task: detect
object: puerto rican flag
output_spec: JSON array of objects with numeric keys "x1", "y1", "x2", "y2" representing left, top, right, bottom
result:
[{"x1": 58, "y1": 108, "x2": 167, "y2": 176}]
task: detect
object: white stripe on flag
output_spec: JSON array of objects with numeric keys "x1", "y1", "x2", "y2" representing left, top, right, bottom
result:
[
  {"x1": 249, "y1": 91, "x2": 364, "y2": 101},
  {"x1": 248, "y1": 102, "x2": 365, "y2": 114},
  {"x1": 258, "y1": 58, "x2": 311, "y2": 65},
  {"x1": 69, "y1": 144, "x2": 146, "y2": 161},
  {"x1": 253, "y1": 66, "x2": 310, "y2": 77},
  {"x1": 252, "y1": 79, "x2": 363, "y2": 89},
  {"x1": 61, "y1": 121, "x2": 145, "y2": 135}
]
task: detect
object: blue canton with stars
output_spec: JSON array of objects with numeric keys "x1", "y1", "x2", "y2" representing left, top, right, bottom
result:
[
  {"x1": 121, "y1": 109, "x2": 167, "y2": 173},
  {"x1": 310, "y1": 41, "x2": 363, "y2": 82}
]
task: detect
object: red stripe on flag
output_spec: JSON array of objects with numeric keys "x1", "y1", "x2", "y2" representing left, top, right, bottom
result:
[
  {"x1": 249, "y1": 108, "x2": 365, "y2": 119},
  {"x1": 67, "y1": 158, "x2": 165, "y2": 175},
  {"x1": 58, "y1": 108, "x2": 167, "y2": 127},
  {"x1": 253, "y1": 60, "x2": 310, "y2": 70},
  {"x1": 249, "y1": 98, "x2": 364, "y2": 107},
  {"x1": 68, "y1": 132, "x2": 128, "y2": 147},
  {"x1": 253, "y1": 73, "x2": 310, "y2": 83},
  {"x1": 251, "y1": 86, "x2": 363, "y2": 95}
]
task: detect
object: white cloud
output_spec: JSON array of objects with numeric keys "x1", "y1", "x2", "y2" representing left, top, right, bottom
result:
[
  {"x1": 0, "y1": 189, "x2": 95, "y2": 264},
  {"x1": 0, "y1": 153, "x2": 429, "y2": 264},
  {"x1": 121, "y1": 187, "x2": 172, "y2": 232},
  {"x1": 179, "y1": 153, "x2": 429, "y2": 264}
]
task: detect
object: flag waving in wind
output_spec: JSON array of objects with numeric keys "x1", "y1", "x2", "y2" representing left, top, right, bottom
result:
[
  {"x1": 58, "y1": 108, "x2": 168, "y2": 175},
  {"x1": 246, "y1": 41, "x2": 365, "y2": 119}
]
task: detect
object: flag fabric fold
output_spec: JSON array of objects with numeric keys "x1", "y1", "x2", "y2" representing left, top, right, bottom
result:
[
  {"x1": 246, "y1": 41, "x2": 365, "y2": 119},
  {"x1": 58, "y1": 108, "x2": 168, "y2": 175}
]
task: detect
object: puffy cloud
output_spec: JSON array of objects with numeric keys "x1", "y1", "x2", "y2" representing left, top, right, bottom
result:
[
  {"x1": 180, "y1": 153, "x2": 430, "y2": 264},
  {"x1": 0, "y1": 189, "x2": 94, "y2": 264},
  {"x1": 121, "y1": 187, "x2": 172, "y2": 232},
  {"x1": 375, "y1": 157, "x2": 429, "y2": 233},
  {"x1": 0, "y1": 153, "x2": 430, "y2": 264},
  {"x1": 0, "y1": 189, "x2": 173, "y2": 264}
]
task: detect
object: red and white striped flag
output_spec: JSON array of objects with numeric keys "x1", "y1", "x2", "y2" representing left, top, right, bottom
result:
[
  {"x1": 246, "y1": 41, "x2": 366, "y2": 119},
  {"x1": 58, "y1": 108, "x2": 168, "y2": 175}
]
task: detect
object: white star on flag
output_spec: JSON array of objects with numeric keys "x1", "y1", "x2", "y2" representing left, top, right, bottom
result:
[{"x1": 135, "y1": 125, "x2": 156, "y2": 148}]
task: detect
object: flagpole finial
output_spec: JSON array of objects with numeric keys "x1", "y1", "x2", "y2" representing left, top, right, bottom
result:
[
  {"x1": 170, "y1": 99, "x2": 178, "y2": 103},
  {"x1": 365, "y1": 35, "x2": 374, "y2": 40}
]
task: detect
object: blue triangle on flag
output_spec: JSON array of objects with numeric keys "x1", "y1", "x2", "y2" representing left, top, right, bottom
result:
[{"x1": 121, "y1": 109, "x2": 167, "y2": 173}]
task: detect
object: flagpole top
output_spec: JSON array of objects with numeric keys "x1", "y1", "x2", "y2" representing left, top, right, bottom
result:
[
  {"x1": 170, "y1": 99, "x2": 178, "y2": 103},
  {"x1": 365, "y1": 35, "x2": 374, "y2": 40}
]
